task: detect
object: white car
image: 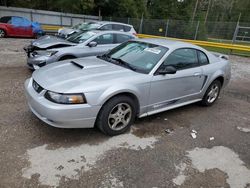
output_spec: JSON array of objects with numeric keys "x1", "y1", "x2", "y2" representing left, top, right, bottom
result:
[{"x1": 58, "y1": 21, "x2": 137, "y2": 38}]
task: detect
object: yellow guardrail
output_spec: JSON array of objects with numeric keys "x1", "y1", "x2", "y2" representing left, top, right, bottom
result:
[
  {"x1": 41, "y1": 25, "x2": 250, "y2": 52},
  {"x1": 137, "y1": 34, "x2": 250, "y2": 52},
  {"x1": 42, "y1": 25, "x2": 62, "y2": 31}
]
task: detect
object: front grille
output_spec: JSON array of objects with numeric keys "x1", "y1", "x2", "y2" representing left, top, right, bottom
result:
[
  {"x1": 24, "y1": 45, "x2": 35, "y2": 57},
  {"x1": 32, "y1": 80, "x2": 43, "y2": 93}
]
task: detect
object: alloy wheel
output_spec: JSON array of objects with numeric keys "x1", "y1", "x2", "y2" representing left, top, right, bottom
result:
[
  {"x1": 0, "y1": 30, "x2": 5, "y2": 38},
  {"x1": 206, "y1": 84, "x2": 219, "y2": 103},
  {"x1": 108, "y1": 103, "x2": 132, "y2": 131}
]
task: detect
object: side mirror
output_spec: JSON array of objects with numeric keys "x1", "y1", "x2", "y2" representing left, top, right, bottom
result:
[
  {"x1": 158, "y1": 65, "x2": 177, "y2": 75},
  {"x1": 87, "y1": 41, "x2": 97, "y2": 47}
]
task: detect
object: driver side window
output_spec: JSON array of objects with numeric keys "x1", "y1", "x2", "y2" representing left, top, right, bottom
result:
[
  {"x1": 163, "y1": 48, "x2": 199, "y2": 70},
  {"x1": 92, "y1": 34, "x2": 114, "y2": 45}
]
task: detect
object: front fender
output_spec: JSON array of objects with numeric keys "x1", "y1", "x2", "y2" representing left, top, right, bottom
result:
[{"x1": 97, "y1": 84, "x2": 141, "y2": 106}]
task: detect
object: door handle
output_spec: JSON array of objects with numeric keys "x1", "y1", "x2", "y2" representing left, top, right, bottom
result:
[{"x1": 194, "y1": 72, "x2": 202, "y2": 76}]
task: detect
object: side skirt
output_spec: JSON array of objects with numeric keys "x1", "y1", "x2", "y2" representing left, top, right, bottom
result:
[{"x1": 139, "y1": 99, "x2": 202, "y2": 118}]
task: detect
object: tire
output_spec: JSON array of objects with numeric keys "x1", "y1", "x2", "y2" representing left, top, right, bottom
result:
[
  {"x1": 59, "y1": 55, "x2": 76, "y2": 61},
  {"x1": 96, "y1": 95, "x2": 137, "y2": 136},
  {"x1": 201, "y1": 80, "x2": 221, "y2": 106},
  {"x1": 0, "y1": 29, "x2": 6, "y2": 38}
]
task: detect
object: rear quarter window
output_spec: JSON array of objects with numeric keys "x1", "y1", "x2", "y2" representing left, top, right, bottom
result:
[
  {"x1": 123, "y1": 25, "x2": 131, "y2": 32},
  {"x1": 198, "y1": 51, "x2": 209, "y2": 65}
]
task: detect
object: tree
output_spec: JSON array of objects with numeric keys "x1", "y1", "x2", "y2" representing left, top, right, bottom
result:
[{"x1": 146, "y1": 0, "x2": 195, "y2": 20}]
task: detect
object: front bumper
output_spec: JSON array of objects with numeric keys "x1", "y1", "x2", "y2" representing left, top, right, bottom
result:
[
  {"x1": 27, "y1": 55, "x2": 57, "y2": 70},
  {"x1": 24, "y1": 78, "x2": 101, "y2": 128}
]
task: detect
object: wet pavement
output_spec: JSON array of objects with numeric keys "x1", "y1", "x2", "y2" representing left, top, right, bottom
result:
[{"x1": 0, "y1": 38, "x2": 249, "y2": 188}]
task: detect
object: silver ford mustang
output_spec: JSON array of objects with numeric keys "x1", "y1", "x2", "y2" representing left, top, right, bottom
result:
[{"x1": 25, "y1": 38, "x2": 231, "y2": 136}]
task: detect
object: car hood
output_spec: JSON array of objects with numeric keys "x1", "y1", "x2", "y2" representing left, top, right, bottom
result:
[
  {"x1": 32, "y1": 35, "x2": 76, "y2": 49},
  {"x1": 32, "y1": 57, "x2": 142, "y2": 93}
]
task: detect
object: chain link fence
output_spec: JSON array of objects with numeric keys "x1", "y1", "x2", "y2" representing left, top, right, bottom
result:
[{"x1": 103, "y1": 17, "x2": 250, "y2": 45}]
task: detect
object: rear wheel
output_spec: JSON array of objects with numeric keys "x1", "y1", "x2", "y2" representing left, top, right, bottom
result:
[
  {"x1": 201, "y1": 80, "x2": 221, "y2": 106},
  {"x1": 0, "y1": 29, "x2": 6, "y2": 38},
  {"x1": 96, "y1": 96, "x2": 136, "y2": 136}
]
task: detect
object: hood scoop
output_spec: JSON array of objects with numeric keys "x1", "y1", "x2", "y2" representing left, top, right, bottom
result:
[{"x1": 70, "y1": 60, "x2": 84, "y2": 69}]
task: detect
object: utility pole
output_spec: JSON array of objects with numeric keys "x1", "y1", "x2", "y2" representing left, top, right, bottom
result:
[
  {"x1": 204, "y1": 0, "x2": 212, "y2": 24},
  {"x1": 98, "y1": 8, "x2": 101, "y2": 20},
  {"x1": 191, "y1": 0, "x2": 199, "y2": 23},
  {"x1": 139, "y1": 12, "x2": 144, "y2": 34},
  {"x1": 232, "y1": 12, "x2": 241, "y2": 44}
]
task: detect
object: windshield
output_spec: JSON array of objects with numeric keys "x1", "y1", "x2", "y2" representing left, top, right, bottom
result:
[
  {"x1": 72, "y1": 23, "x2": 81, "y2": 29},
  {"x1": 72, "y1": 22, "x2": 102, "y2": 30},
  {"x1": 103, "y1": 41, "x2": 168, "y2": 74},
  {"x1": 66, "y1": 31, "x2": 96, "y2": 44}
]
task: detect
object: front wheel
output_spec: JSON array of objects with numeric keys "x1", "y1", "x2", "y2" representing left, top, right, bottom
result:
[
  {"x1": 96, "y1": 96, "x2": 136, "y2": 136},
  {"x1": 0, "y1": 29, "x2": 6, "y2": 38},
  {"x1": 201, "y1": 80, "x2": 221, "y2": 106}
]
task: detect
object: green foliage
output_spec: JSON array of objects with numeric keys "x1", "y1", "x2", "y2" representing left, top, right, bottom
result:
[
  {"x1": 147, "y1": 0, "x2": 194, "y2": 20},
  {"x1": 94, "y1": 0, "x2": 146, "y2": 18},
  {"x1": 1, "y1": 0, "x2": 249, "y2": 22}
]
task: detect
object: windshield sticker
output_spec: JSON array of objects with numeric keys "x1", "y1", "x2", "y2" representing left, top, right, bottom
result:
[{"x1": 144, "y1": 48, "x2": 161, "y2": 54}]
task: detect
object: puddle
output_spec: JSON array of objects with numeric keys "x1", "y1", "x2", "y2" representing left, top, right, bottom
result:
[
  {"x1": 22, "y1": 132, "x2": 158, "y2": 187},
  {"x1": 237, "y1": 126, "x2": 250, "y2": 133},
  {"x1": 173, "y1": 146, "x2": 250, "y2": 188}
]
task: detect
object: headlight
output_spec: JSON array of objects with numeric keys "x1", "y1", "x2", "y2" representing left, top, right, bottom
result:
[
  {"x1": 45, "y1": 91, "x2": 86, "y2": 104},
  {"x1": 45, "y1": 51, "x2": 58, "y2": 57}
]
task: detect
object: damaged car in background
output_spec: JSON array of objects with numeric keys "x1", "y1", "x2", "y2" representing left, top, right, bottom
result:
[
  {"x1": 57, "y1": 21, "x2": 137, "y2": 38},
  {"x1": 24, "y1": 31, "x2": 80, "y2": 55},
  {"x1": 25, "y1": 30, "x2": 136, "y2": 69},
  {"x1": 25, "y1": 38, "x2": 231, "y2": 136},
  {"x1": 0, "y1": 16, "x2": 44, "y2": 38}
]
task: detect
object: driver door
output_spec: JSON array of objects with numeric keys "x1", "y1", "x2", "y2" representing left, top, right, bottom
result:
[
  {"x1": 10, "y1": 17, "x2": 27, "y2": 37},
  {"x1": 148, "y1": 48, "x2": 206, "y2": 112}
]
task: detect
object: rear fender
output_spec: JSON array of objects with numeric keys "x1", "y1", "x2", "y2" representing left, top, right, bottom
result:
[{"x1": 203, "y1": 69, "x2": 225, "y2": 94}]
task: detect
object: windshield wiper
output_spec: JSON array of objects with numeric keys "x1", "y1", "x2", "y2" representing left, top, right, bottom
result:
[
  {"x1": 111, "y1": 57, "x2": 137, "y2": 71},
  {"x1": 97, "y1": 54, "x2": 111, "y2": 61}
]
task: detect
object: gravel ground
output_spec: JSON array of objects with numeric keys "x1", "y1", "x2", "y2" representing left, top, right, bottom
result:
[{"x1": 0, "y1": 38, "x2": 250, "y2": 188}]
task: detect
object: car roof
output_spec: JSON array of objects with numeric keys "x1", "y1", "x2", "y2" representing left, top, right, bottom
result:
[
  {"x1": 88, "y1": 21, "x2": 133, "y2": 27},
  {"x1": 84, "y1": 29, "x2": 135, "y2": 36},
  {"x1": 134, "y1": 38, "x2": 204, "y2": 51}
]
